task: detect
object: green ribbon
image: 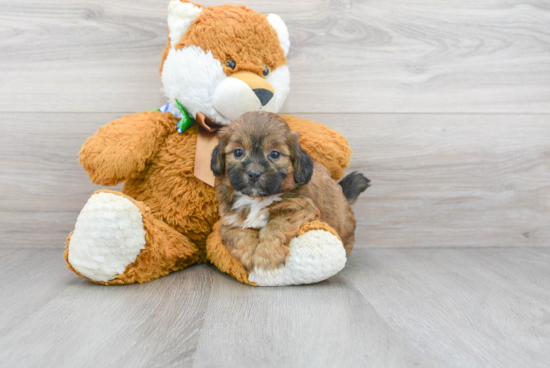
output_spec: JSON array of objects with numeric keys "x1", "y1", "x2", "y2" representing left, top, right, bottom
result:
[
  {"x1": 152, "y1": 99, "x2": 194, "y2": 134},
  {"x1": 175, "y1": 98, "x2": 193, "y2": 133}
]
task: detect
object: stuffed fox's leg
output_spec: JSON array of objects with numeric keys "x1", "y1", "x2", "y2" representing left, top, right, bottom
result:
[
  {"x1": 206, "y1": 221, "x2": 347, "y2": 287},
  {"x1": 65, "y1": 190, "x2": 200, "y2": 285}
]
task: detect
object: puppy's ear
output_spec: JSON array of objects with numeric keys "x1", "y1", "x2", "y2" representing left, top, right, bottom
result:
[
  {"x1": 211, "y1": 136, "x2": 227, "y2": 177},
  {"x1": 289, "y1": 131, "x2": 314, "y2": 184}
]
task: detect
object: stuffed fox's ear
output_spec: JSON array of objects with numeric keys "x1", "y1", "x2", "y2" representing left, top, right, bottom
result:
[
  {"x1": 266, "y1": 14, "x2": 290, "y2": 57},
  {"x1": 167, "y1": 0, "x2": 203, "y2": 47}
]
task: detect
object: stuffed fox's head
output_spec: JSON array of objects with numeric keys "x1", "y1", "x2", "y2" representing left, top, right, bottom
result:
[{"x1": 160, "y1": 1, "x2": 290, "y2": 125}]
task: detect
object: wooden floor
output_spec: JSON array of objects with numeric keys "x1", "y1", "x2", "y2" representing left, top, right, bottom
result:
[
  {"x1": 1, "y1": 0, "x2": 549, "y2": 366},
  {"x1": 0, "y1": 247, "x2": 549, "y2": 368}
]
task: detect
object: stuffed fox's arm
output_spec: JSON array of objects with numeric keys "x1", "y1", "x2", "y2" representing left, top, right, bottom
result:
[
  {"x1": 282, "y1": 115, "x2": 352, "y2": 180},
  {"x1": 79, "y1": 111, "x2": 175, "y2": 186}
]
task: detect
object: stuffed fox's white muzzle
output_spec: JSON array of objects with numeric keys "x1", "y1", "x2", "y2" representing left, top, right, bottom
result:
[{"x1": 213, "y1": 71, "x2": 278, "y2": 122}]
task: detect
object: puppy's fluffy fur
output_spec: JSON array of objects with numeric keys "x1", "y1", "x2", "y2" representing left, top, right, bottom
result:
[{"x1": 212, "y1": 111, "x2": 369, "y2": 272}]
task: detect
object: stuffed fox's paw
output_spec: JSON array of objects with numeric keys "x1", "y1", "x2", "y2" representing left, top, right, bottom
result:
[
  {"x1": 207, "y1": 221, "x2": 347, "y2": 287},
  {"x1": 247, "y1": 222, "x2": 347, "y2": 286},
  {"x1": 65, "y1": 191, "x2": 147, "y2": 283},
  {"x1": 65, "y1": 190, "x2": 200, "y2": 285}
]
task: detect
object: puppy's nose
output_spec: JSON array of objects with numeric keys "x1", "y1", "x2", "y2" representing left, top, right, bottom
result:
[
  {"x1": 253, "y1": 89, "x2": 274, "y2": 106},
  {"x1": 247, "y1": 169, "x2": 262, "y2": 183}
]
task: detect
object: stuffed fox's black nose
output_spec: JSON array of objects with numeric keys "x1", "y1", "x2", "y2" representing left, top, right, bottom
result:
[
  {"x1": 253, "y1": 89, "x2": 274, "y2": 106},
  {"x1": 247, "y1": 169, "x2": 262, "y2": 183}
]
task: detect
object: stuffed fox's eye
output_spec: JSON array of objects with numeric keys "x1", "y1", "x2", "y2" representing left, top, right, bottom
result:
[
  {"x1": 263, "y1": 65, "x2": 270, "y2": 77},
  {"x1": 226, "y1": 60, "x2": 236, "y2": 70}
]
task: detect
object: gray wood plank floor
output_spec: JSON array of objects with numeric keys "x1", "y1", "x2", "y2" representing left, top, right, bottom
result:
[{"x1": 0, "y1": 248, "x2": 549, "y2": 368}]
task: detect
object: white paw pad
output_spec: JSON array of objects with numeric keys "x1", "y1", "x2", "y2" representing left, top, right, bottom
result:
[
  {"x1": 68, "y1": 192, "x2": 146, "y2": 282},
  {"x1": 248, "y1": 230, "x2": 347, "y2": 286}
]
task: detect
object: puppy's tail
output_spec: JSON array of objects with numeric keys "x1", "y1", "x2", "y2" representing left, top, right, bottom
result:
[{"x1": 339, "y1": 172, "x2": 371, "y2": 205}]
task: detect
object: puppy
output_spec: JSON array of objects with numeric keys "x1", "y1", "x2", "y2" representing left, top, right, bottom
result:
[{"x1": 211, "y1": 111, "x2": 370, "y2": 272}]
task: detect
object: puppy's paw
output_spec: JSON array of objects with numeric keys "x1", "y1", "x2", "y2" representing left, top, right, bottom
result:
[
  {"x1": 230, "y1": 248, "x2": 256, "y2": 272},
  {"x1": 251, "y1": 242, "x2": 290, "y2": 272}
]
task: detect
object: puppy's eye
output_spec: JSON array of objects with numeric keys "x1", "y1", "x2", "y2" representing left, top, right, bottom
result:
[
  {"x1": 269, "y1": 151, "x2": 281, "y2": 160},
  {"x1": 226, "y1": 60, "x2": 236, "y2": 70},
  {"x1": 234, "y1": 148, "x2": 244, "y2": 158},
  {"x1": 263, "y1": 65, "x2": 270, "y2": 77}
]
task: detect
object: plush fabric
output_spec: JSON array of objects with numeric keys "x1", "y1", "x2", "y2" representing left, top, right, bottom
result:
[
  {"x1": 65, "y1": 189, "x2": 201, "y2": 285},
  {"x1": 64, "y1": 1, "x2": 353, "y2": 286},
  {"x1": 247, "y1": 229, "x2": 347, "y2": 287},
  {"x1": 161, "y1": 4, "x2": 286, "y2": 77},
  {"x1": 281, "y1": 115, "x2": 352, "y2": 180},
  {"x1": 207, "y1": 221, "x2": 347, "y2": 287},
  {"x1": 67, "y1": 192, "x2": 147, "y2": 282},
  {"x1": 298, "y1": 220, "x2": 343, "y2": 241}
]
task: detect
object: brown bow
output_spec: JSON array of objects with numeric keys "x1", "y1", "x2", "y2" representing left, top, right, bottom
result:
[{"x1": 194, "y1": 112, "x2": 221, "y2": 187}]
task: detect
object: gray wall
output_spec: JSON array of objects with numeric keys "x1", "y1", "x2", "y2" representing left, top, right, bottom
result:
[{"x1": 1, "y1": 0, "x2": 549, "y2": 248}]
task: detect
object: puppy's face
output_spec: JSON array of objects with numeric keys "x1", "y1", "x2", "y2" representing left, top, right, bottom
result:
[{"x1": 211, "y1": 112, "x2": 314, "y2": 197}]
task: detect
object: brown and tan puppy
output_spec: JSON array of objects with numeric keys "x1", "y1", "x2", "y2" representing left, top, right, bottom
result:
[{"x1": 211, "y1": 111, "x2": 370, "y2": 272}]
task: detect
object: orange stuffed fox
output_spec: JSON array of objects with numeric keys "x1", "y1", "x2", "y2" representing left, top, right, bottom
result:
[{"x1": 64, "y1": 0, "x2": 352, "y2": 286}]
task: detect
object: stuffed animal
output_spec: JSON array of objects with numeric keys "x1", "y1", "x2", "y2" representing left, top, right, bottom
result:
[{"x1": 64, "y1": 0, "x2": 353, "y2": 286}]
